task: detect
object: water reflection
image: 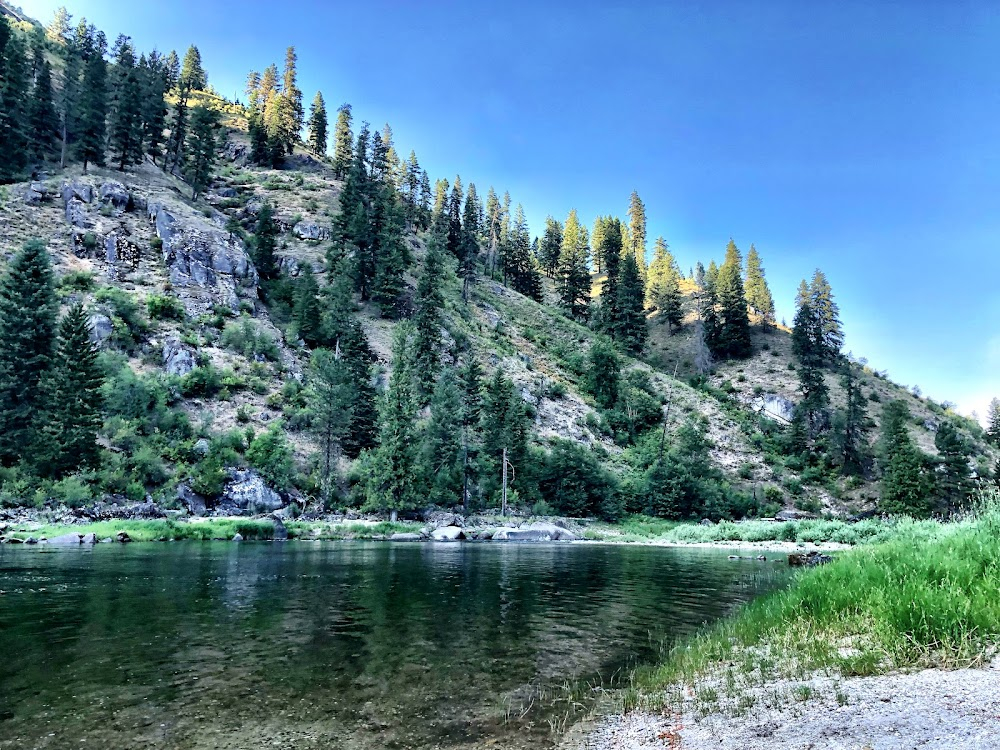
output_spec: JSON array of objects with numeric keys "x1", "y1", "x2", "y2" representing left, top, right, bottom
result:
[{"x1": 0, "y1": 541, "x2": 789, "y2": 749}]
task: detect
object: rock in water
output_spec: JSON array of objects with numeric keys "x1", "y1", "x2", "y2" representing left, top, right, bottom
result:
[
  {"x1": 272, "y1": 517, "x2": 288, "y2": 541},
  {"x1": 81, "y1": 533, "x2": 98, "y2": 544},
  {"x1": 46, "y1": 533, "x2": 82, "y2": 545},
  {"x1": 232, "y1": 533, "x2": 243, "y2": 542},
  {"x1": 389, "y1": 533, "x2": 423, "y2": 542},
  {"x1": 431, "y1": 526, "x2": 465, "y2": 541},
  {"x1": 116, "y1": 531, "x2": 131, "y2": 544},
  {"x1": 788, "y1": 551, "x2": 833, "y2": 567}
]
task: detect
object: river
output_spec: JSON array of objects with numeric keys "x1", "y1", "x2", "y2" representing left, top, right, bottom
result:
[{"x1": 0, "y1": 541, "x2": 790, "y2": 748}]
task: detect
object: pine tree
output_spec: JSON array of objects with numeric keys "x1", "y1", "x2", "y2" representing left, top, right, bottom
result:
[
  {"x1": 457, "y1": 357, "x2": 483, "y2": 509},
  {"x1": 446, "y1": 176, "x2": 464, "y2": 257},
  {"x1": 616, "y1": 253, "x2": 647, "y2": 354},
  {"x1": 557, "y1": 209, "x2": 591, "y2": 320},
  {"x1": 480, "y1": 370, "x2": 528, "y2": 504},
  {"x1": 0, "y1": 240, "x2": 58, "y2": 465},
  {"x1": 179, "y1": 44, "x2": 206, "y2": 91},
  {"x1": 744, "y1": 244, "x2": 775, "y2": 323},
  {"x1": 626, "y1": 191, "x2": 648, "y2": 277},
  {"x1": 587, "y1": 338, "x2": 620, "y2": 410},
  {"x1": 646, "y1": 236, "x2": 683, "y2": 333},
  {"x1": 364, "y1": 328, "x2": 418, "y2": 520},
  {"x1": 709, "y1": 240, "x2": 752, "y2": 359},
  {"x1": 332, "y1": 103, "x2": 353, "y2": 179},
  {"x1": 538, "y1": 217, "x2": 563, "y2": 279},
  {"x1": 422, "y1": 371, "x2": 465, "y2": 505},
  {"x1": 57, "y1": 34, "x2": 82, "y2": 168},
  {"x1": 598, "y1": 218, "x2": 623, "y2": 335},
  {"x1": 46, "y1": 7, "x2": 73, "y2": 46},
  {"x1": 307, "y1": 347, "x2": 355, "y2": 504},
  {"x1": 505, "y1": 204, "x2": 542, "y2": 300},
  {"x1": 0, "y1": 21, "x2": 30, "y2": 179},
  {"x1": 108, "y1": 36, "x2": 144, "y2": 169},
  {"x1": 38, "y1": 303, "x2": 103, "y2": 476},
  {"x1": 413, "y1": 238, "x2": 445, "y2": 399},
  {"x1": 27, "y1": 58, "x2": 58, "y2": 161},
  {"x1": 164, "y1": 50, "x2": 180, "y2": 90},
  {"x1": 836, "y1": 365, "x2": 872, "y2": 476},
  {"x1": 77, "y1": 31, "x2": 108, "y2": 171},
  {"x1": 809, "y1": 269, "x2": 844, "y2": 364},
  {"x1": 251, "y1": 202, "x2": 279, "y2": 280},
  {"x1": 791, "y1": 290, "x2": 830, "y2": 438},
  {"x1": 986, "y1": 398, "x2": 1000, "y2": 445},
  {"x1": 459, "y1": 187, "x2": 481, "y2": 301},
  {"x1": 139, "y1": 51, "x2": 168, "y2": 164},
  {"x1": 184, "y1": 105, "x2": 219, "y2": 200},
  {"x1": 292, "y1": 265, "x2": 322, "y2": 346},
  {"x1": 280, "y1": 46, "x2": 303, "y2": 152},
  {"x1": 879, "y1": 400, "x2": 933, "y2": 517},
  {"x1": 934, "y1": 421, "x2": 972, "y2": 512},
  {"x1": 306, "y1": 90, "x2": 328, "y2": 155}
]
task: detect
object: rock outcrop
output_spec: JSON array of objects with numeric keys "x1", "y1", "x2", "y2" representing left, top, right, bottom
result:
[
  {"x1": 162, "y1": 337, "x2": 196, "y2": 377},
  {"x1": 221, "y1": 469, "x2": 283, "y2": 513}
]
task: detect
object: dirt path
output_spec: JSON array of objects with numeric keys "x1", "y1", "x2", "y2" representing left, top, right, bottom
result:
[{"x1": 567, "y1": 664, "x2": 1000, "y2": 749}]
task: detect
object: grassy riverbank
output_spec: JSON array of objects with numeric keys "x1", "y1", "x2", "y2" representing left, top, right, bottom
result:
[
  {"x1": 621, "y1": 490, "x2": 1000, "y2": 717},
  {"x1": 0, "y1": 517, "x2": 423, "y2": 542}
]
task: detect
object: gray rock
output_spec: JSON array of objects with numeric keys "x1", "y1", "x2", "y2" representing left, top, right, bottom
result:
[
  {"x1": 431, "y1": 526, "x2": 465, "y2": 542},
  {"x1": 47, "y1": 532, "x2": 82, "y2": 545},
  {"x1": 492, "y1": 523, "x2": 577, "y2": 542},
  {"x1": 99, "y1": 180, "x2": 130, "y2": 209},
  {"x1": 192, "y1": 439, "x2": 211, "y2": 457},
  {"x1": 423, "y1": 511, "x2": 464, "y2": 530},
  {"x1": 176, "y1": 483, "x2": 206, "y2": 516},
  {"x1": 760, "y1": 394, "x2": 796, "y2": 423},
  {"x1": 13, "y1": 184, "x2": 45, "y2": 204},
  {"x1": 65, "y1": 197, "x2": 90, "y2": 228},
  {"x1": 104, "y1": 234, "x2": 118, "y2": 263},
  {"x1": 293, "y1": 221, "x2": 329, "y2": 241},
  {"x1": 88, "y1": 314, "x2": 114, "y2": 346},
  {"x1": 217, "y1": 187, "x2": 238, "y2": 198},
  {"x1": 232, "y1": 533, "x2": 243, "y2": 542},
  {"x1": 100, "y1": 537, "x2": 113, "y2": 544},
  {"x1": 62, "y1": 180, "x2": 94, "y2": 204},
  {"x1": 389, "y1": 533, "x2": 423, "y2": 542},
  {"x1": 81, "y1": 533, "x2": 98, "y2": 544},
  {"x1": 222, "y1": 469, "x2": 283, "y2": 513},
  {"x1": 699, "y1": 518, "x2": 714, "y2": 526},
  {"x1": 24, "y1": 537, "x2": 38, "y2": 545},
  {"x1": 272, "y1": 516, "x2": 288, "y2": 541},
  {"x1": 163, "y1": 337, "x2": 196, "y2": 377},
  {"x1": 115, "y1": 532, "x2": 131, "y2": 543}
]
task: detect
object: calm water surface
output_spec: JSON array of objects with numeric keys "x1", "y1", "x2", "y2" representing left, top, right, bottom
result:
[{"x1": 0, "y1": 541, "x2": 790, "y2": 749}]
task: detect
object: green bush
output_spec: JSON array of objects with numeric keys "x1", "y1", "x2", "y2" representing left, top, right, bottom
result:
[
  {"x1": 95, "y1": 287, "x2": 150, "y2": 351},
  {"x1": 246, "y1": 424, "x2": 294, "y2": 491},
  {"x1": 147, "y1": 294, "x2": 186, "y2": 321},
  {"x1": 181, "y1": 364, "x2": 223, "y2": 398},
  {"x1": 58, "y1": 270, "x2": 96, "y2": 292},
  {"x1": 221, "y1": 315, "x2": 280, "y2": 362}
]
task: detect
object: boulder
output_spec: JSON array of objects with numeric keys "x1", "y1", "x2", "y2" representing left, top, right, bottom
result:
[
  {"x1": 272, "y1": 516, "x2": 288, "y2": 541},
  {"x1": 115, "y1": 532, "x2": 131, "y2": 543},
  {"x1": 163, "y1": 337, "x2": 196, "y2": 377},
  {"x1": 492, "y1": 523, "x2": 577, "y2": 542},
  {"x1": 99, "y1": 180, "x2": 131, "y2": 209},
  {"x1": 221, "y1": 469, "x2": 283, "y2": 513},
  {"x1": 88, "y1": 314, "x2": 114, "y2": 346},
  {"x1": 24, "y1": 537, "x2": 38, "y2": 545},
  {"x1": 232, "y1": 533, "x2": 243, "y2": 542},
  {"x1": 192, "y1": 439, "x2": 211, "y2": 457},
  {"x1": 431, "y1": 526, "x2": 465, "y2": 542},
  {"x1": 217, "y1": 187, "x2": 238, "y2": 198},
  {"x1": 760, "y1": 394, "x2": 796, "y2": 423},
  {"x1": 13, "y1": 183, "x2": 46, "y2": 204},
  {"x1": 699, "y1": 518, "x2": 714, "y2": 526},
  {"x1": 46, "y1": 532, "x2": 82, "y2": 546},
  {"x1": 423, "y1": 511, "x2": 465, "y2": 530},
  {"x1": 81, "y1": 533, "x2": 98, "y2": 544},
  {"x1": 65, "y1": 198, "x2": 90, "y2": 228},
  {"x1": 62, "y1": 180, "x2": 94, "y2": 204},
  {"x1": 100, "y1": 537, "x2": 113, "y2": 544},
  {"x1": 788, "y1": 551, "x2": 833, "y2": 567},
  {"x1": 293, "y1": 221, "x2": 329, "y2": 241},
  {"x1": 389, "y1": 533, "x2": 423, "y2": 542},
  {"x1": 176, "y1": 483, "x2": 206, "y2": 516},
  {"x1": 104, "y1": 234, "x2": 118, "y2": 263}
]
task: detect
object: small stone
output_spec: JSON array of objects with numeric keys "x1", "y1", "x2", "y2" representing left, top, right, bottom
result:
[
  {"x1": 232, "y1": 533, "x2": 243, "y2": 542},
  {"x1": 116, "y1": 531, "x2": 131, "y2": 544}
]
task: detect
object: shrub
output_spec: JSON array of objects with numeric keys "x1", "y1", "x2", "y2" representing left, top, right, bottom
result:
[
  {"x1": 147, "y1": 294, "x2": 186, "y2": 321},
  {"x1": 246, "y1": 424, "x2": 294, "y2": 491},
  {"x1": 221, "y1": 316, "x2": 280, "y2": 361},
  {"x1": 95, "y1": 287, "x2": 149, "y2": 350},
  {"x1": 181, "y1": 364, "x2": 223, "y2": 398},
  {"x1": 58, "y1": 270, "x2": 96, "y2": 292}
]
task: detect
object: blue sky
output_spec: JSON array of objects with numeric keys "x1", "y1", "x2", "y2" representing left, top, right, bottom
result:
[{"x1": 20, "y1": 0, "x2": 1000, "y2": 419}]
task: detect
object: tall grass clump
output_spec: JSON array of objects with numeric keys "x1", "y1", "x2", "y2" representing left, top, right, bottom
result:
[{"x1": 637, "y1": 488, "x2": 1000, "y2": 699}]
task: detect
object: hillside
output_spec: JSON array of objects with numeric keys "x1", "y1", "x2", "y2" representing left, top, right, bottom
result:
[{"x1": 0, "y1": 4, "x2": 995, "y2": 523}]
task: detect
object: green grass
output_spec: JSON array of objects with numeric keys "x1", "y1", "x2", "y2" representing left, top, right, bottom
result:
[
  {"x1": 629, "y1": 489, "x2": 1000, "y2": 711},
  {"x1": 584, "y1": 514, "x2": 946, "y2": 546},
  {"x1": 3, "y1": 518, "x2": 424, "y2": 543}
]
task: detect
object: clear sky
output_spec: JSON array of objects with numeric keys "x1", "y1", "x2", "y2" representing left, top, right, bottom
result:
[{"x1": 18, "y1": 0, "x2": 1000, "y2": 419}]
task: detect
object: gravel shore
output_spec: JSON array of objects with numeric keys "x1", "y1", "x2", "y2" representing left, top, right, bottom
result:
[{"x1": 567, "y1": 664, "x2": 1000, "y2": 749}]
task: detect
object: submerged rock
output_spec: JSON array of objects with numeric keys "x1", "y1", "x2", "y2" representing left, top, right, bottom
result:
[
  {"x1": 46, "y1": 533, "x2": 82, "y2": 545},
  {"x1": 272, "y1": 516, "x2": 288, "y2": 541},
  {"x1": 81, "y1": 533, "x2": 98, "y2": 545},
  {"x1": 116, "y1": 531, "x2": 131, "y2": 544},
  {"x1": 389, "y1": 533, "x2": 423, "y2": 542}
]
